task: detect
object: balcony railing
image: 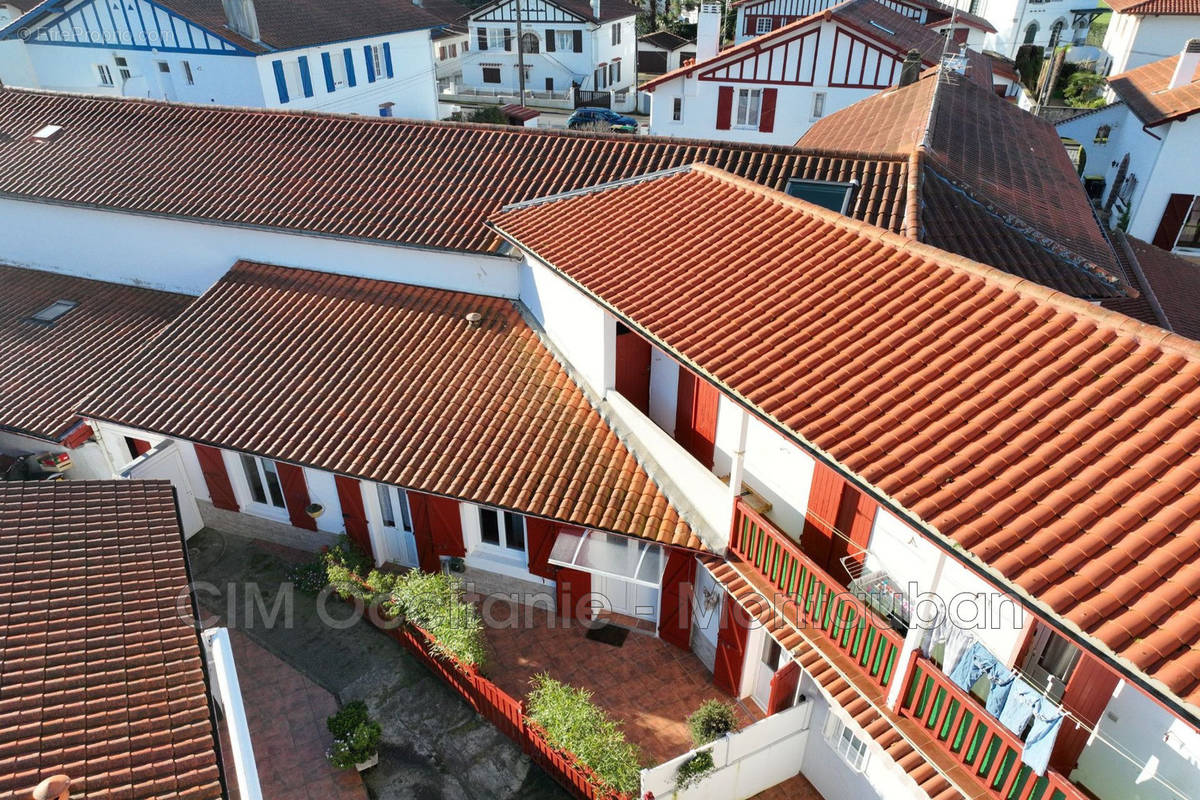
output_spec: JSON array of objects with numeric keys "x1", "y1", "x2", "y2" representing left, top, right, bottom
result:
[{"x1": 727, "y1": 499, "x2": 1087, "y2": 800}]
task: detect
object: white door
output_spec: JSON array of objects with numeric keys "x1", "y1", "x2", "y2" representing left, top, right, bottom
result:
[
  {"x1": 594, "y1": 572, "x2": 660, "y2": 624},
  {"x1": 375, "y1": 484, "x2": 418, "y2": 567},
  {"x1": 752, "y1": 635, "x2": 783, "y2": 712},
  {"x1": 121, "y1": 439, "x2": 203, "y2": 537}
]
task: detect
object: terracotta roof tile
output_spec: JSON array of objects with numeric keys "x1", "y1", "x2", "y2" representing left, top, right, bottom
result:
[
  {"x1": 0, "y1": 87, "x2": 908, "y2": 252},
  {"x1": 490, "y1": 164, "x2": 1200, "y2": 715},
  {"x1": 0, "y1": 480, "x2": 223, "y2": 800},
  {"x1": 1105, "y1": 0, "x2": 1200, "y2": 14},
  {"x1": 79, "y1": 261, "x2": 700, "y2": 549},
  {"x1": 0, "y1": 265, "x2": 191, "y2": 442},
  {"x1": 1110, "y1": 53, "x2": 1200, "y2": 126}
]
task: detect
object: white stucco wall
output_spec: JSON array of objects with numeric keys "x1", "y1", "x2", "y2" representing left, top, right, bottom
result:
[
  {"x1": 1104, "y1": 13, "x2": 1200, "y2": 74},
  {"x1": 1128, "y1": 116, "x2": 1200, "y2": 248},
  {"x1": 0, "y1": 197, "x2": 519, "y2": 297},
  {"x1": 518, "y1": 255, "x2": 612, "y2": 393}
]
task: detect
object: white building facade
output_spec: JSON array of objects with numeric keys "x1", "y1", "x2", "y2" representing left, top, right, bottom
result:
[{"x1": 1103, "y1": 1, "x2": 1200, "y2": 75}]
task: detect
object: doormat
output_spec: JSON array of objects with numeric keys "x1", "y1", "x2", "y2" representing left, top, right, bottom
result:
[{"x1": 585, "y1": 623, "x2": 631, "y2": 647}]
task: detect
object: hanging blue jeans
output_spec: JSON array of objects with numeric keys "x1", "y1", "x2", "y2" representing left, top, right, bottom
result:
[
  {"x1": 998, "y1": 677, "x2": 1040, "y2": 735},
  {"x1": 1022, "y1": 702, "x2": 1065, "y2": 776},
  {"x1": 985, "y1": 667, "x2": 1016, "y2": 717},
  {"x1": 948, "y1": 642, "x2": 1013, "y2": 714}
]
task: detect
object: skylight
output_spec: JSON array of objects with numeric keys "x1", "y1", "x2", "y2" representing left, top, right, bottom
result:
[
  {"x1": 30, "y1": 299, "x2": 78, "y2": 323},
  {"x1": 30, "y1": 124, "x2": 64, "y2": 142},
  {"x1": 785, "y1": 178, "x2": 859, "y2": 215}
]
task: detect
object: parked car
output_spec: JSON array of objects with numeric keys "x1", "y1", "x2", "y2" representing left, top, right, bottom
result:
[
  {"x1": 0, "y1": 449, "x2": 71, "y2": 481},
  {"x1": 567, "y1": 107, "x2": 639, "y2": 132}
]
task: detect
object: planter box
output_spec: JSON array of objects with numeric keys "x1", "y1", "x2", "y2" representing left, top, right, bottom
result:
[{"x1": 355, "y1": 753, "x2": 379, "y2": 772}]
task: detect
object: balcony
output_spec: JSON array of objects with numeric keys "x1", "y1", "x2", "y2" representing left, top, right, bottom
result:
[{"x1": 726, "y1": 500, "x2": 1090, "y2": 800}]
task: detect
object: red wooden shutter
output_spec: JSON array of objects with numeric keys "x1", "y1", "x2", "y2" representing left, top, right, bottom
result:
[
  {"x1": 716, "y1": 86, "x2": 734, "y2": 130},
  {"x1": 406, "y1": 491, "x2": 442, "y2": 573},
  {"x1": 275, "y1": 462, "x2": 317, "y2": 531},
  {"x1": 525, "y1": 518, "x2": 565, "y2": 579},
  {"x1": 759, "y1": 88, "x2": 777, "y2": 133},
  {"x1": 194, "y1": 443, "x2": 238, "y2": 511},
  {"x1": 713, "y1": 598, "x2": 751, "y2": 695},
  {"x1": 335, "y1": 475, "x2": 374, "y2": 560},
  {"x1": 1152, "y1": 193, "x2": 1194, "y2": 249},
  {"x1": 657, "y1": 548, "x2": 697, "y2": 650},
  {"x1": 767, "y1": 660, "x2": 801, "y2": 715},
  {"x1": 674, "y1": 368, "x2": 696, "y2": 454},
  {"x1": 828, "y1": 485, "x2": 876, "y2": 583},
  {"x1": 744, "y1": 15, "x2": 755, "y2": 35},
  {"x1": 416, "y1": 492, "x2": 465, "y2": 557},
  {"x1": 615, "y1": 327, "x2": 652, "y2": 415},
  {"x1": 555, "y1": 567, "x2": 592, "y2": 622},
  {"x1": 801, "y1": 461, "x2": 845, "y2": 571},
  {"x1": 674, "y1": 369, "x2": 720, "y2": 469},
  {"x1": 1049, "y1": 652, "x2": 1120, "y2": 774}
]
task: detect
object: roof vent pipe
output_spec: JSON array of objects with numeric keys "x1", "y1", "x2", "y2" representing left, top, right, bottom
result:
[
  {"x1": 898, "y1": 49, "x2": 923, "y2": 87},
  {"x1": 32, "y1": 775, "x2": 71, "y2": 800},
  {"x1": 465, "y1": 312, "x2": 483, "y2": 328},
  {"x1": 1168, "y1": 38, "x2": 1200, "y2": 90}
]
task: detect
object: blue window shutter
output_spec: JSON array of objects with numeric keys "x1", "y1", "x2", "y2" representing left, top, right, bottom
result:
[
  {"x1": 321, "y1": 51, "x2": 335, "y2": 92},
  {"x1": 383, "y1": 42, "x2": 393, "y2": 78},
  {"x1": 298, "y1": 55, "x2": 313, "y2": 97},
  {"x1": 343, "y1": 48, "x2": 357, "y2": 87},
  {"x1": 271, "y1": 59, "x2": 289, "y2": 103},
  {"x1": 364, "y1": 44, "x2": 376, "y2": 82}
]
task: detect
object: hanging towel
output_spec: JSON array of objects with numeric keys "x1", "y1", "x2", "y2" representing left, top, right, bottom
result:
[
  {"x1": 1022, "y1": 700, "x2": 1065, "y2": 776},
  {"x1": 998, "y1": 677, "x2": 1040, "y2": 735}
]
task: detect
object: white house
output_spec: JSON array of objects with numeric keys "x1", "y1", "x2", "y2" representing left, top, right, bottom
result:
[
  {"x1": 1057, "y1": 41, "x2": 1200, "y2": 254},
  {"x1": 942, "y1": 0, "x2": 1101, "y2": 58},
  {"x1": 460, "y1": 0, "x2": 640, "y2": 96},
  {"x1": 1102, "y1": 0, "x2": 1200, "y2": 75},
  {"x1": 0, "y1": 0, "x2": 441, "y2": 118},
  {"x1": 643, "y1": 0, "x2": 999, "y2": 144},
  {"x1": 638, "y1": 29, "x2": 696, "y2": 73},
  {"x1": 732, "y1": 0, "x2": 995, "y2": 47}
]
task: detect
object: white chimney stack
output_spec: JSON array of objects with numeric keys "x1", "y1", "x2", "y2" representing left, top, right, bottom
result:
[
  {"x1": 221, "y1": 0, "x2": 260, "y2": 41},
  {"x1": 696, "y1": 2, "x2": 722, "y2": 62},
  {"x1": 591, "y1": 0, "x2": 600, "y2": 19},
  {"x1": 1169, "y1": 38, "x2": 1200, "y2": 89}
]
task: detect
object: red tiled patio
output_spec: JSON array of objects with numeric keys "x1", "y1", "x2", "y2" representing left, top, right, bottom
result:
[{"x1": 479, "y1": 601, "x2": 763, "y2": 766}]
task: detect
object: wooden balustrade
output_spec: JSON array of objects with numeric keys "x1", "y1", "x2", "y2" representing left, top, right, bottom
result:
[{"x1": 728, "y1": 499, "x2": 905, "y2": 691}]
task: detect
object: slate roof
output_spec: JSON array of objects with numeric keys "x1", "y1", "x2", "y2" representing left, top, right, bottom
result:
[
  {"x1": 639, "y1": 30, "x2": 694, "y2": 50},
  {"x1": 490, "y1": 164, "x2": 1200, "y2": 717},
  {"x1": 80, "y1": 261, "x2": 700, "y2": 549},
  {"x1": 799, "y1": 69, "x2": 1133, "y2": 299},
  {"x1": 0, "y1": 480, "x2": 224, "y2": 800},
  {"x1": 0, "y1": 265, "x2": 191, "y2": 443},
  {"x1": 1109, "y1": 53, "x2": 1200, "y2": 127},
  {"x1": 1122, "y1": 236, "x2": 1200, "y2": 341},
  {"x1": 0, "y1": 87, "x2": 910, "y2": 254}
]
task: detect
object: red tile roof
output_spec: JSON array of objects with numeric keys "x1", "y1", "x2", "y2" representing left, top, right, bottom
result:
[
  {"x1": 1106, "y1": 0, "x2": 1200, "y2": 14},
  {"x1": 0, "y1": 480, "x2": 224, "y2": 800},
  {"x1": 0, "y1": 87, "x2": 909, "y2": 253},
  {"x1": 80, "y1": 261, "x2": 700, "y2": 549},
  {"x1": 490, "y1": 164, "x2": 1200, "y2": 717},
  {"x1": 799, "y1": 70, "x2": 1132, "y2": 298},
  {"x1": 1109, "y1": 53, "x2": 1200, "y2": 127},
  {"x1": 0, "y1": 264, "x2": 191, "y2": 443}
]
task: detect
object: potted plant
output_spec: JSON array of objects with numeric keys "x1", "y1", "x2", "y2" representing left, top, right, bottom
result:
[
  {"x1": 686, "y1": 699, "x2": 739, "y2": 747},
  {"x1": 327, "y1": 701, "x2": 382, "y2": 771}
]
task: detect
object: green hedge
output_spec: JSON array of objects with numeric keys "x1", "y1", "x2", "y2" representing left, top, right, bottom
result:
[{"x1": 526, "y1": 674, "x2": 642, "y2": 796}]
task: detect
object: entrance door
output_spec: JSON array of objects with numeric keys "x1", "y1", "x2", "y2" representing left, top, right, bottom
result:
[
  {"x1": 375, "y1": 484, "x2": 418, "y2": 566},
  {"x1": 752, "y1": 634, "x2": 783, "y2": 711},
  {"x1": 594, "y1": 572, "x2": 660, "y2": 625}
]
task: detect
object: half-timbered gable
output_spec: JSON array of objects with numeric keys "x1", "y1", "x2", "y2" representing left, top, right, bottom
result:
[
  {"x1": 471, "y1": 0, "x2": 588, "y2": 24},
  {"x1": 11, "y1": 0, "x2": 249, "y2": 54},
  {"x1": 697, "y1": 27, "x2": 821, "y2": 85}
]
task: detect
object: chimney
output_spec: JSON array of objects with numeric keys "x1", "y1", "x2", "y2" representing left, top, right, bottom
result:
[
  {"x1": 591, "y1": 0, "x2": 599, "y2": 19},
  {"x1": 696, "y1": 2, "x2": 722, "y2": 62},
  {"x1": 221, "y1": 0, "x2": 260, "y2": 41},
  {"x1": 1168, "y1": 38, "x2": 1200, "y2": 89},
  {"x1": 898, "y1": 49, "x2": 922, "y2": 87},
  {"x1": 32, "y1": 775, "x2": 71, "y2": 800}
]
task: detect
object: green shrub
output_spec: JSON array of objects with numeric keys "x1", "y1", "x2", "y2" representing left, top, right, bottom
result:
[
  {"x1": 326, "y1": 701, "x2": 382, "y2": 770},
  {"x1": 675, "y1": 749, "x2": 715, "y2": 790},
  {"x1": 526, "y1": 674, "x2": 642, "y2": 795},
  {"x1": 686, "y1": 700, "x2": 739, "y2": 747},
  {"x1": 391, "y1": 571, "x2": 487, "y2": 667},
  {"x1": 1063, "y1": 71, "x2": 1107, "y2": 108},
  {"x1": 287, "y1": 559, "x2": 328, "y2": 594},
  {"x1": 287, "y1": 535, "x2": 371, "y2": 595}
]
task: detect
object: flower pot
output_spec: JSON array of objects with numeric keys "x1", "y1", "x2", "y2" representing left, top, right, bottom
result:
[{"x1": 355, "y1": 753, "x2": 379, "y2": 772}]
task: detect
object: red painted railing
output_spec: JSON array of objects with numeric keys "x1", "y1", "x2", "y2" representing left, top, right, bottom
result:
[
  {"x1": 728, "y1": 499, "x2": 1087, "y2": 800},
  {"x1": 728, "y1": 500, "x2": 905, "y2": 691},
  {"x1": 384, "y1": 622, "x2": 628, "y2": 800},
  {"x1": 898, "y1": 656, "x2": 1084, "y2": 800}
]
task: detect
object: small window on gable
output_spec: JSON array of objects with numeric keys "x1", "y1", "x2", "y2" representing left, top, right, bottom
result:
[
  {"x1": 29, "y1": 299, "x2": 77, "y2": 323},
  {"x1": 811, "y1": 91, "x2": 826, "y2": 119},
  {"x1": 785, "y1": 178, "x2": 858, "y2": 214},
  {"x1": 756, "y1": 16, "x2": 773, "y2": 33},
  {"x1": 182, "y1": 61, "x2": 195, "y2": 85},
  {"x1": 1094, "y1": 124, "x2": 1110, "y2": 143}
]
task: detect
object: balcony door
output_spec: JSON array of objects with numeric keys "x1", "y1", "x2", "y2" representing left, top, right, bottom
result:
[
  {"x1": 615, "y1": 323, "x2": 651, "y2": 415},
  {"x1": 375, "y1": 484, "x2": 418, "y2": 567}
]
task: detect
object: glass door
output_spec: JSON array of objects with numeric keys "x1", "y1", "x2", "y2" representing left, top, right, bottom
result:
[{"x1": 376, "y1": 484, "x2": 417, "y2": 567}]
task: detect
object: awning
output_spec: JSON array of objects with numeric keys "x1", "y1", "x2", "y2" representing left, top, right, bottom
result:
[{"x1": 548, "y1": 529, "x2": 666, "y2": 588}]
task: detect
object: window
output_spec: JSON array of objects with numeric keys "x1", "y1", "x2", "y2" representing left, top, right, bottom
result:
[
  {"x1": 1094, "y1": 124, "x2": 1110, "y2": 143},
  {"x1": 1179, "y1": 198, "x2": 1200, "y2": 249},
  {"x1": 824, "y1": 716, "x2": 869, "y2": 771},
  {"x1": 811, "y1": 91, "x2": 826, "y2": 119},
  {"x1": 462, "y1": 38, "x2": 469, "y2": 51},
  {"x1": 439, "y1": 45, "x2": 447, "y2": 60},
  {"x1": 182, "y1": 60, "x2": 194, "y2": 85},
  {"x1": 734, "y1": 88, "x2": 762, "y2": 128},
  {"x1": 521, "y1": 31, "x2": 539, "y2": 53},
  {"x1": 482, "y1": 66, "x2": 502, "y2": 84},
  {"x1": 1118, "y1": 174, "x2": 1138, "y2": 203},
  {"x1": 1021, "y1": 623, "x2": 1081, "y2": 701},
  {"x1": 157, "y1": 61, "x2": 170, "y2": 72},
  {"x1": 96, "y1": 64, "x2": 113, "y2": 86},
  {"x1": 594, "y1": 66, "x2": 606, "y2": 89},
  {"x1": 377, "y1": 484, "x2": 413, "y2": 531},
  {"x1": 756, "y1": 16, "x2": 773, "y2": 33},
  {"x1": 672, "y1": 96, "x2": 682, "y2": 121},
  {"x1": 487, "y1": 28, "x2": 507, "y2": 49},
  {"x1": 449, "y1": 43, "x2": 457, "y2": 57},
  {"x1": 30, "y1": 299, "x2": 77, "y2": 323},
  {"x1": 240, "y1": 454, "x2": 286, "y2": 509},
  {"x1": 785, "y1": 178, "x2": 857, "y2": 214},
  {"x1": 545, "y1": 76, "x2": 554, "y2": 90},
  {"x1": 611, "y1": 22, "x2": 621, "y2": 45},
  {"x1": 114, "y1": 56, "x2": 132, "y2": 80},
  {"x1": 371, "y1": 45, "x2": 383, "y2": 76},
  {"x1": 556, "y1": 30, "x2": 573, "y2": 51},
  {"x1": 478, "y1": 508, "x2": 526, "y2": 552}
]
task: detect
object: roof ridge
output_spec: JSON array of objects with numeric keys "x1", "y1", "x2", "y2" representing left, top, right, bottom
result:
[{"x1": 688, "y1": 163, "x2": 1200, "y2": 360}]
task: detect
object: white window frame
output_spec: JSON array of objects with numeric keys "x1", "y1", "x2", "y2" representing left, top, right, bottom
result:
[
  {"x1": 487, "y1": 28, "x2": 507, "y2": 49},
  {"x1": 734, "y1": 87, "x2": 762, "y2": 129},
  {"x1": 755, "y1": 16, "x2": 773, "y2": 33},
  {"x1": 811, "y1": 91, "x2": 826, "y2": 120},
  {"x1": 672, "y1": 96, "x2": 683, "y2": 122},
  {"x1": 477, "y1": 507, "x2": 527, "y2": 556},
  {"x1": 823, "y1": 715, "x2": 869, "y2": 772},
  {"x1": 556, "y1": 30, "x2": 573, "y2": 51},
  {"x1": 371, "y1": 44, "x2": 383, "y2": 77},
  {"x1": 96, "y1": 64, "x2": 114, "y2": 86},
  {"x1": 239, "y1": 454, "x2": 288, "y2": 513},
  {"x1": 612, "y1": 21, "x2": 621, "y2": 45},
  {"x1": 376, "y1": 484, "x2": 413, "y2": 532}
]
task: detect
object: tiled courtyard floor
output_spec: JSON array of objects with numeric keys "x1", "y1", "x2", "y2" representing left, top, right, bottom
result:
[
  {"x1": 219, "y1": 628, "x2": 368, "y2": 800},
  {"x1": 748, "y1": 772, "x2": 827, "y2": 799},
  {"x1": 480, "y1": 601, "x2": 763, "y2": 766}
]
